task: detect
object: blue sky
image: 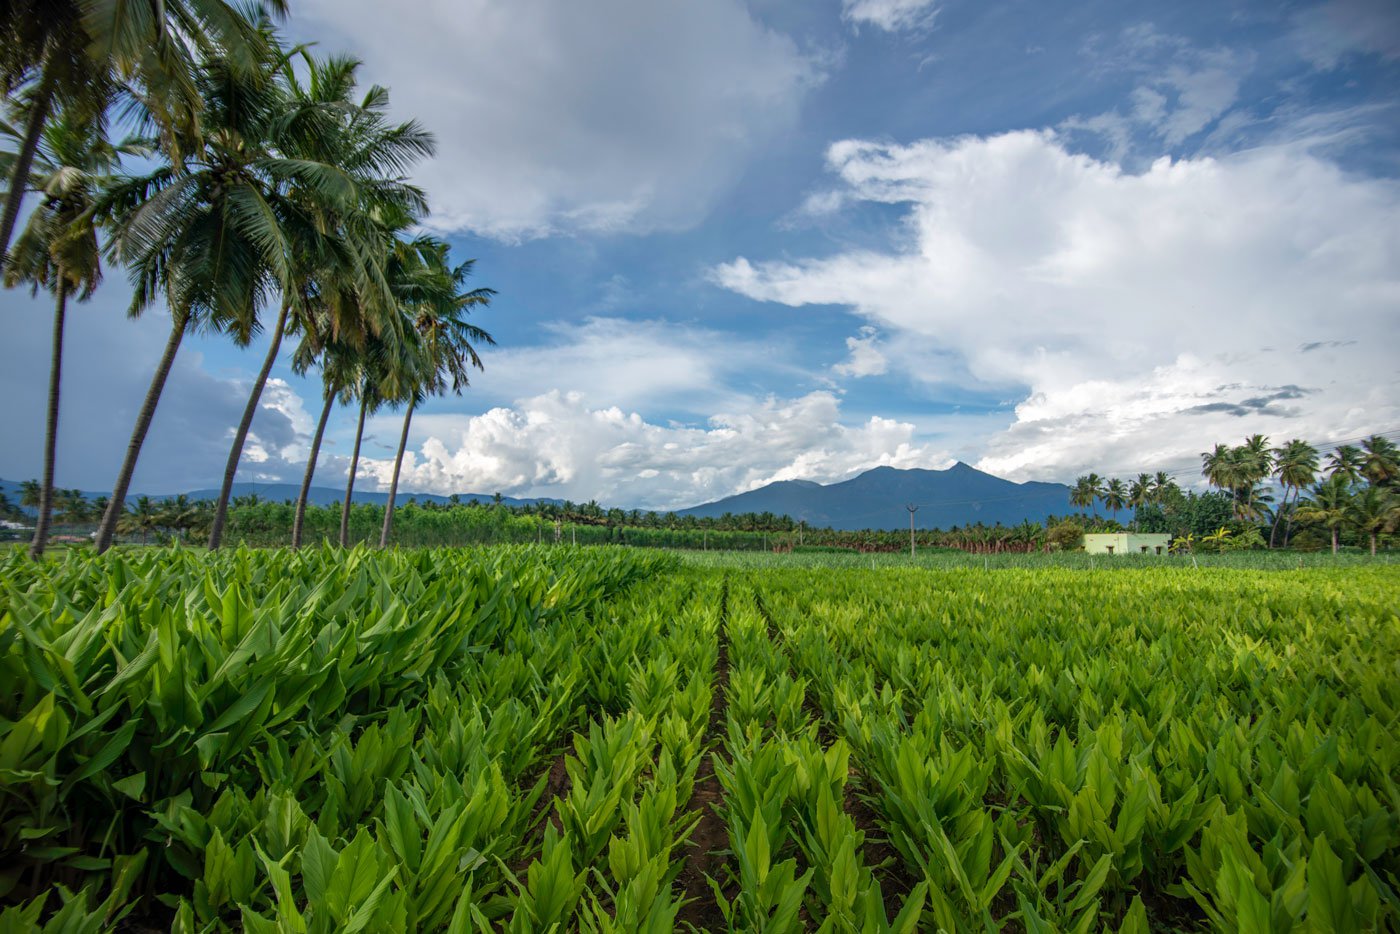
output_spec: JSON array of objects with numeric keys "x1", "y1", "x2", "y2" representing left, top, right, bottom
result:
[{"x1": 2, "y1": 0, "x2": 1398, "y2": 509}]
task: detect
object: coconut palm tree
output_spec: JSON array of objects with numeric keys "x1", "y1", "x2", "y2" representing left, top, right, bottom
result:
[
  {"x1": 289, "y1": 336, "x2": 360, "y2": 548},
  {"x1": 338, "y1": 348, "x2": 390, "y2": 547},
  {"x1": 1359, "y1": 435, "x2": 1399, "y2": 489},
  {"x1": 54, "y1": 488, "x2": 88, "y2": 525},
  {"x1": 1239, "y1": 434, "x2": 1273, "y2": 478},
  {"x1": 1347, "y1": 486, "x2": 1396, "y2": 556},
  {"x1": 1236, "y1": 435, "x2": 1273, "y2": 520},
  {"x1": 1128, "y1": 474, "x2": 1152, "y2": 508},
  {"x1": 205, "y1": 52, "x2": 434, "y2": 549},
  {"x1": 93, "y1": 44, "x2": 355, "y2": 553},
  {"x1": 1296, "y1": 474, "x2": 1353, "y2": 554},
  {"x1": 18, "y1": 479, "x2": 41, "y2": 511},
  {"x1": 1201, "y1": 443, "x2": 1235, "y2": 495},
  {"x1": 1272, "y1": 438, "x2": 1319, "y2": 548},
  {"x1": 0, "y1": 0, "x2": 288, "y2": 273},
  {"x1": 2, "y1": 106, "x2": 124, "y2": 557},
  {"x1": 1069, "y1": 476, "x2": 1096, "y2": 515},
  {"x1": 1103, "y1": 478, "x2": 1127, "y2": 525},
  {"x1": 118, "y1": 494, "x2": 160, "y2": 544},
  {"x1": 159, "y1": 494, "x2": 202, "y2": 541},
  {"x1": 379, "y1": 245, "x2": 494, "y2": 547},
  {"x1": 1327, "y1": 445, "x2": 1364, "y2": 484},
  {"x1": 1127, "y1": 474, "x2": 1155, "y2": 531}
]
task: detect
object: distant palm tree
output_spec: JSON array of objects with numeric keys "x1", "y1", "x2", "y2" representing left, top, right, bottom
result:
[
  {"x1": 1240, "y1": 434, "x2": 1273, "y2": 477},
  {"x1": 379, "y1": 246, "x2": 494, "y2": 547},
  {"x1": 158, "y1": 494, "x2": 201, "y2": 540},
  {"x1": 118, "y1": 495, "x2": 160, "y2": 544},
  {"x1": 18, "y1": 479, "x2": 40, "y2": 510},
  {"x1": 289, "y1": 333, "x2": 361, "y2": 548},
  {"x1": 1103, "y1": 478, "x2": 1127, "y2": 524},
  {"x1": 1128, "y1": 474, "x2": 1152, "y2": 508},
  {"x1": 1327, "y1": 445, "x2": 1364, "y2": 484},
  {"x1": 1347, "y1": 486, "x2": 1397, "y2": 556},
  {"x1": 1237, "y1": 435, "x2": 1274, "y2": 520},
  {"x1": 1069, "y1": 475, "x2": 1096, "y2": 515},
  {"x1": 56, "y1": 488, "x2": 90, "y2": 525},
  {"x1": 1201, "y1": 443, "x2": 1246, "y2": 517},
  {"x1": 1272, "y1": 439, "x2": 1319, "y2": 548},
  {"x1": 1296, "y1": 474, "x2": 1353, "y2": 554},
  {"x1": 1359, "y1": 435, "x2": 1399, "y2": 489},
  {"x1": 2, "y1": 106, "x2": 122, "y2": 557}
]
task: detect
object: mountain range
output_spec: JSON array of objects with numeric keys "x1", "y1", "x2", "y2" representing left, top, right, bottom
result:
[
  {"x1": 2, "y1": 463, "x2": 1083, "y2": 531},
  {"x1": 678, "y1": 463, "x2": 1076, "y2": 530}
]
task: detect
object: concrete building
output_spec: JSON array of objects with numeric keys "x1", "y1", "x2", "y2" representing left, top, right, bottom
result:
[{"x1": 1083, "y1": 533, "x2": 1170, "y2": 555}]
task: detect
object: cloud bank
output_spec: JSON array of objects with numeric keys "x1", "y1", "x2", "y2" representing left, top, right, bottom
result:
[
  {"x1": 715, "y1": 129, "x2": 1400, "y2": 481},
  {"x1": 357, "y1": 390, "x2": 942, "y2": 510}
]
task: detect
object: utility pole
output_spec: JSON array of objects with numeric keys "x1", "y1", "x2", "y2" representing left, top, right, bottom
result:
[{"x1": 906, "y1": 504, "x2": 918, "y2": 557}]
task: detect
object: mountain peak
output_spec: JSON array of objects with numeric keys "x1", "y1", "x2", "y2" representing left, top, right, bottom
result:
[{"x1": 680, "y1": 464, "x2": 1072, "y2": 530}]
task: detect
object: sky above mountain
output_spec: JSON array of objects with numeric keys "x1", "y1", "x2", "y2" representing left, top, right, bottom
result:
[{"x1": 3, "y1": 0, "x2": 1398, "y2": 510}]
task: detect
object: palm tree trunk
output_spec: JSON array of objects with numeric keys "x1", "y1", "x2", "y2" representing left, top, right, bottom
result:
[
  {"x1": 0, "y1": 65, "x2": 55, "y2": 275},
  {"x1": 1331, "y1": 527, "x2": 1339, "y2": 554},
  {"x1": 1268, "y1": 484, "x2": 1285, "y2": 549},
  {"x1": 28, "y1": 284, "x2": 67, "y2": 559},
  {"x1": 1370, "y1": 532, "x2": 1377, "y2": 556},
  {"x1": 1282, "y1": 487, "x2": 1300, "y2": 548},
  {"x1": 379, "y1": 401, "x2": 415, "y2": 548},
  {"x1": 208, "y1": 298, "x2": 291, "y2": 549},
  {"x1": 292, "y1": 387, "x2": 335, "y2": 549},
  {"x1": 338, "y1": 390, "x2": 369, "y2": 547},
  {"x1": 95, "y1": 316, "x2": 187, "y2": 554}
]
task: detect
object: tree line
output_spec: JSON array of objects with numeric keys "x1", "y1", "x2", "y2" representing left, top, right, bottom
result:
[
  {"x1": 7, "y1": 430, "x2": 1395, "y2": 553},
  {"x1": 1073, "y1": 433, "x2": 1399, "y2": 554},
  {"x1": 2, "y1": 1, "x2": 493, "y2": 560}
]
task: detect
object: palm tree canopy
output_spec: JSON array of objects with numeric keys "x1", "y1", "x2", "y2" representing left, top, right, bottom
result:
[
  {"x1": 1360, "y1": 435, "x2": 1399, "y2": 487},
  {"x1": 1348, "y1": 485, "x2": 1396, "y2": 534},
  {"x1": 1201, "y1": 443, "x2": 1235, "y2": 492},
  {"x1": 1, "y1": 0, "x2": 289, "y2": 145},
  {"x1": 2, "y1": 105, "x2": 133, "y2": 296},
  {"x1": 1104, "y1": 478, "x2": 1127, "y2": 512},
  {"x1": 1296, "y1": 474, "x2": 1353, "y2": 527},
  {"x1": 1274, "y1": 439, "x2": 1320, "y2": 492},
  {"x1": 1327, "y1": 445, "x2": 1364, "y2": 482}
]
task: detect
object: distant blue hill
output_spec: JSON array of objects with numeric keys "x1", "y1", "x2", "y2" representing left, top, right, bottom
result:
[
  {"x1": 0, "y1": 478, "x2": 558, "y2": 511},
  {"x1": 678, "y1": 463, "x2": 1084, "y2": 530}
]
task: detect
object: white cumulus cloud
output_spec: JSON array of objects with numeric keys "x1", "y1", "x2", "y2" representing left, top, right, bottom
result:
[
  {"x1": 713, "y1": 129, "x2": 1400, "y2": 482},
  {"x1": 357, "y1": 390, "x2": 944, "y2": 510},
  {"x1": 834, "y1": 326, "x2": 889, "y2": 378}
]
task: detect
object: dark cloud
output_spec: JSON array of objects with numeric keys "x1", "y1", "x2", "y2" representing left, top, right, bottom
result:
[
  {"x1": 1299, "y1": 339, "x2": 1357, "y2": 352},
  {"x1": 1185, "y1": 385, "x2": 1313, "y2": 418}
]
